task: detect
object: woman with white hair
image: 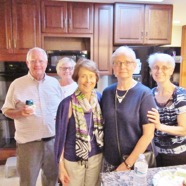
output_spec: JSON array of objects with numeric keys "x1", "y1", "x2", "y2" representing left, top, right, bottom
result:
[
  {"x1": 101, "y1": 46, "x2": 156, "y2": 172},
  {"x1": 56, "y1": 57, "x2": 78, "y2": 99},
  {"x1": 147, "y1": 53, "x2": 186, "y2": 167}
]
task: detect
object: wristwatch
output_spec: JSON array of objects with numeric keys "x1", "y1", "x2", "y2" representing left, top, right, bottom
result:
[{"x1": 123, "y1": 161, "x2": 132, "y2": 169}]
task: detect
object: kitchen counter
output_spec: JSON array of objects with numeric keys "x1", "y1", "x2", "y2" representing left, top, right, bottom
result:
[{"x1": 101, "y1": 164, "x2": 186, "y2": 186}]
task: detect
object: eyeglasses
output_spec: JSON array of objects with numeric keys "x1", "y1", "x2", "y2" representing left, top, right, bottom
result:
[
  {"x1": 59, "y1": 67, "x2": 74, "y2": 71},
  {"x1": 29, "y1": 60, "x2": 45, "y2": 64},
  {"x1": 151, "y1": 66, "x2": 171, "y2": 71},
  {"x1": 113, "y1": 61, "x2": 134, "y2": 67}
]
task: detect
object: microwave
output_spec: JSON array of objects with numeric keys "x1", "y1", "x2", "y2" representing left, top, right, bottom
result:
[{"x1": 46, "y1": 50, "x2": 89, "y2": 73}]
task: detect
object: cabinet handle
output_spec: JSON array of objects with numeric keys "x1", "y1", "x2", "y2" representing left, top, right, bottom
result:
[
  {"x1": 141, "y1": 32, "x2": 143, "y2": 39},
  {"x1": 64, "y1": 18, "x2": 67, "y2": 29},
  {"x1": 68, "y1": 18, "x2": 72, "y2": 29},
  {"x1": 146, "y1": 32, "x2": 148, "y2": 39},
  {"x1": 8, "y1": 39, "x2": 11, "y2": 49},
  {"x1": 14, "y1": 39, "x2": 16, "y2": 49}
]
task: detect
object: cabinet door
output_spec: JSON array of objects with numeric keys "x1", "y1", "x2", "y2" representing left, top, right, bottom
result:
[
  {"x1": 180, "y1": 26, "x2": 186, "y2": 88},
  {"x1": 0, "y1": 0, "x2": 13, "y2": 54},
  {"x1": 41, "y1": 1, "x2": 68, "y2": 33},
  {"x1": 94, "y1": 4, "x2": 113, "y2": 75},
  {"x1": 12, "y1": 0, "x2": 41, "y2": 54},
  {"x1": 68, "y1": 3, "x2": 93, "y2": 34},
  {"x1": 114, "y1": 3, "x2": 145, "y2": 44},
  {"x1": 145, "y1": 4, "x2": 173, "y2": 45}
]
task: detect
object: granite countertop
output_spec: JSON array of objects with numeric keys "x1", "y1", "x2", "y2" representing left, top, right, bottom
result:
[{"x1": 101, "y1": 164, "x2": 186, "y2": 186}]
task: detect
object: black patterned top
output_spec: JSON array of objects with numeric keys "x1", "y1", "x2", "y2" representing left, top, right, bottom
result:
[{"x1": 152, "y1": 86, "x2": 186, "y2": 154}]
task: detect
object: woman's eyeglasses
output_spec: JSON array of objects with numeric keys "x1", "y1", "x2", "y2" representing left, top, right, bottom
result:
[
  {"x1": 113, "y1": 61, "x2": 134, "y2": 67},
  {"x1": 60, "y1": 67, "x2": 74, "y2": 71},
  {"x1": 152, "y1": 66, "x2": 171, "y2": 72}
]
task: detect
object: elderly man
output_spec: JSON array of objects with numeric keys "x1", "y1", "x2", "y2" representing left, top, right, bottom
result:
[{"x1": 1, "y1": 47, "x2": 62, "y2": 186}]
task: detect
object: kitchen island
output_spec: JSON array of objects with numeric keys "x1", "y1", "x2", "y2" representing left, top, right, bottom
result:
[{"x1": 101, "y1": 164, "x2": 186, "y2": 186}]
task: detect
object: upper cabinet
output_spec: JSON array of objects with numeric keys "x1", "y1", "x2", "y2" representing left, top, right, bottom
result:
[
  {"x1": 145, "y1": 4, "x2": 173, "y2": 45},
  {"x1": 0, "y1": 0, "x2": 41, "y2": 60},
  {"x1": 114, "y1": 4, "x2": 144, "y2": 44},
  {"x1": 94, "y1": 4, "x2": 113, "y2": 75},
  {"x1": 41, "y1": 1, "x2": 93, "y2": 34},
  {"x1": 114, "y1": 3, "x2": 173, "y2": 45}
]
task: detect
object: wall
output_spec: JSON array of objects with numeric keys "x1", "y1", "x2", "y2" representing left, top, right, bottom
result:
[
  {"x1": 171, "y1": 26, "x2": 182, "y2": 46},
  {"x1": 164, "y1": 26, "x2": 182, "y2": 47}
]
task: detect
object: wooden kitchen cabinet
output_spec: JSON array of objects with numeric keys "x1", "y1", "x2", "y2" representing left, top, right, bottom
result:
[
  {"x1": 145, "y1": 5, "x2": 172, "y2": 45},
  {"x1": 41, "y1": 1, "x2": 93, "y2": 34},
  {"x1": 94, "y1": 4, "x2": 113, "y2": 75},
  {"x1": 180, "y1": 25, "x2": 186, "y2": 88},
  {"x1": 114, "y1": 4, "x2": 144, "y2": 44},
  {"x1": 0, "y1": 0, "x2": 41, "y2": 61},
  {"x1": 114, "y1": 3, "x2": 173, "y2": 45},
  {"x1": 0, "y1": 148, "x2": 16, "y2": 165}
]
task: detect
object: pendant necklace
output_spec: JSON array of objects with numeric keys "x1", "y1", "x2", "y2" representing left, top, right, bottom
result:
[
  {"x1": 116, "y1": 90, "x2": 129, "y2": 103},
  {"x1": 116, "y1": 80, "x2": 137, "y2": 103}
]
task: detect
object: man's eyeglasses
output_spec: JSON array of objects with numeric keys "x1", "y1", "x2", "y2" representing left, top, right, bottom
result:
[
  {"x1": 29, "y1": 60, "x2": 45, "y2": 64},
  {"x1": 113, "y1": 61, "x2": 134, "y2": 67},
  {"x1": 60, "y1": 67, "x2": 74, "y2": 71}
]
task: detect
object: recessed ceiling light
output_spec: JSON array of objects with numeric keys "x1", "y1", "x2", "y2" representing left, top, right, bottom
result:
[{"x1": 173, "y1": 20, "x2": 181, "y2": 25}]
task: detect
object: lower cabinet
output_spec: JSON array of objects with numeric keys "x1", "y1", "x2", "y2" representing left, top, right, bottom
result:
[{"x1": 0, "y1": 148, "x2": 16, "y2": 165}]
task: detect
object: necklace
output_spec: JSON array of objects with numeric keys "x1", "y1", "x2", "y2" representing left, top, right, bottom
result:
[
  {"x1": 116, "y1": 90, "x2": 128, "y2": 103},
  {"x1": 116, "y1": 80, "x2": 137, "y2": 103}
]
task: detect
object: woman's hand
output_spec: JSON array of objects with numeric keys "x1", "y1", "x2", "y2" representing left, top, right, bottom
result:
[
  {"x1": 147, "y1": 108, "x2": 162, "y2": 130},
  {"x1": 59, "y1": 161, "x2": 70, "y2": 186},
  {"x1": 116, "y1": 162, "x2": 131, "y2": 172}
]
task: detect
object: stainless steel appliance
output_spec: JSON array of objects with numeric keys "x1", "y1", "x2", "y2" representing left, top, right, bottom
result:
[
  {"x1": 46, "y1": 50, "x2": 89, "y2": 73},
  {"x1": 0, "y1": 62, "x2": 28, "y2": 148}
]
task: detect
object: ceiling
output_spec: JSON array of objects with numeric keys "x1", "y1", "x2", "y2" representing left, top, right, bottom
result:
[{"x1": 62, "y1": 0, "x2": 186, "y2": 26}]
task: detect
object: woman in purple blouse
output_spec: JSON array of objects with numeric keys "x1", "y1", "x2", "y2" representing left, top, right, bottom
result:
[{"x1": 55, "y1": 59, "x2": 103, "y2": 186}]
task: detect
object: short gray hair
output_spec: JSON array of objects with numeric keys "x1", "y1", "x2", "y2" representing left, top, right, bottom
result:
[
  {"x1": 56, "y1": 57, "x2": 76, "y2": 74},
  {"x1": 26, "y1": 47, "x2": 48, "y2": 61},
  {"x1": 148, "y1": 53, "x2": 175, "y2": 69},
  {"x1": 112, "y1": 46, "x2": 136, "y2": 63}
]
